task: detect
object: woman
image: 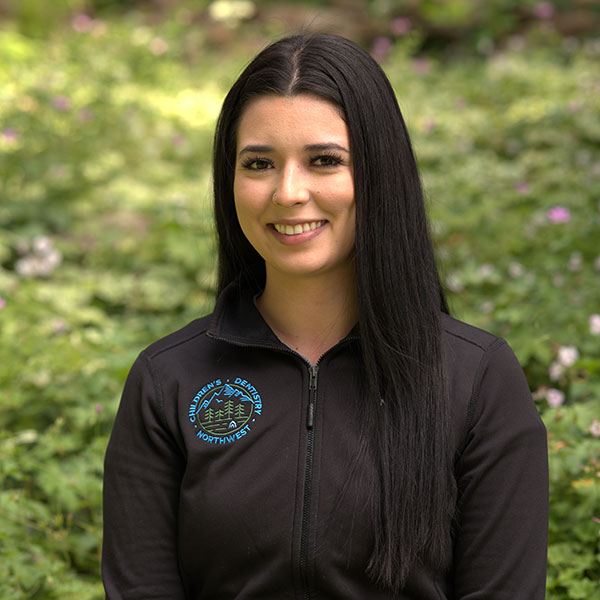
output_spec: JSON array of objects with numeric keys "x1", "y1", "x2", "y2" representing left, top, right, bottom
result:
[{"x1": 102, "y1": 33, "x2": 548, "y2": 599}]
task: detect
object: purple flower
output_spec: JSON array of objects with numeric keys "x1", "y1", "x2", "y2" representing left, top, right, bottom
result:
[
  {"x1": 422, "y1": 117, "x2": 436, "y2": 133},
  {"x1": 78, "y1": 108, "x2": 93, "y2": 122},
  {"x1": 390, "y1": 17, "x2": 411, "y2": 36},
  {"x1": 371, "y1": 37, "x2": 392, "y2": 62},
  {"x1": 2, "y1": 128, "x2": 19, "y2": 141},
  {"x1": 515, "y1": 181, "x2": 530, "y2": 195},
  {"x1": 413, "y1": 57, "x2": 431, "y2": 75},
  {"x1": 0, "y1": 296, "x2": 5, "y2": 310},
  {"x1": 72, "y1": 13, "x2": 94, "y2": 32},
  {"x1": 547, "y1": 206, "x2": 570, "y2": 223},
  {"x1": 51, "y1": 318, "x2": 68, "y2": 334},
  {"x1": 95, "y1": 404, "x2": 103, "y2": 414},
  {"x1": 533, "y1": 2, "x2": 555, "y2": 19},
  {"x1": 52, "y1": 95, "x2": 72, "y2": 111}
]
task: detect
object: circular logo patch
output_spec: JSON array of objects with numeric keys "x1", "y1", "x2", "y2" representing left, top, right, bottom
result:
[{"x1": 188, "y1": 377, "x2": 262, "y2": 445}]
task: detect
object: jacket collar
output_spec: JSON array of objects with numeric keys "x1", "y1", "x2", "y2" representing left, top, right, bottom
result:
[
  {"x1": 207, "y1": 281, "x2": 360, "y2": 350},
  {"x1": 207, "y1": 282, "x2": 285, "y2": 349}
]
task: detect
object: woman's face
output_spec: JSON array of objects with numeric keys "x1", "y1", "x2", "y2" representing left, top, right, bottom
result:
[{"x1": 233, "y1": 94, "x2": 355, "y2": 282}]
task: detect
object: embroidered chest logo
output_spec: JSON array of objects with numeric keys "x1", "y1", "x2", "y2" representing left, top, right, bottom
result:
[{"x1": 188, "y1": 378, "x2": 262, "y2": 445}]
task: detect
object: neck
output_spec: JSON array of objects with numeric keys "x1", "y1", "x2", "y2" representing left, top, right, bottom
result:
[{"x1": 256, "y1": 266, "x2": 358, "y2": 365}]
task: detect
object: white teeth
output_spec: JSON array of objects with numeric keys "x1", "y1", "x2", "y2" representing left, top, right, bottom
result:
[{"x1": 274, "y1": 221, "x2": 324, "y2": 235}]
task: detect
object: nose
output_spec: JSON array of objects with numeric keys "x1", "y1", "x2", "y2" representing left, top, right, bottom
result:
[{"x1": 272, "y1": 162, "x2": 310, "y2": 207}]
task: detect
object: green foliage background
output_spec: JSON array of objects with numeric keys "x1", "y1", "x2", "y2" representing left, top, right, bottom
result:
[{"x1": 1, "y1": 1, "x2": 599, "y2": 598}]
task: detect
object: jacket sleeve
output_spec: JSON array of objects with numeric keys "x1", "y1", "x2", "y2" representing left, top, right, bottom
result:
[
  {"x1": 102, "y1": 352, "x2": 188, "y2": 599},
  {"x1": 452, "y1": 340, "x2": 549, "y2": 599}
]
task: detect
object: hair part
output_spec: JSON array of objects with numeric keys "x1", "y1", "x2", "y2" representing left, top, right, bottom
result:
[{"x1": 213, "y1": 33, "x2": 455, "y2": 592}]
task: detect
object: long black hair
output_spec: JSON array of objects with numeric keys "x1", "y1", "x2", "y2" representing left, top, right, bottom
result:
[{"x1": 212, "y1": 33, "x2": 455, "y2": 592}]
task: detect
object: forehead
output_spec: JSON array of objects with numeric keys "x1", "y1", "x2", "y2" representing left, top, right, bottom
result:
[{"x1": 236, "y1": 94, "x2": 348, "y2": 144}]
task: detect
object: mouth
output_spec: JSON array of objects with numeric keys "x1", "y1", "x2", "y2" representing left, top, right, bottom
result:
[{"x1": 272, "y1": 220, "x2": 326, "y2": 236}]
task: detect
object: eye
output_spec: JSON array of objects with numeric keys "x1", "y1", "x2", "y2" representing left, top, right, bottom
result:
[
  {"x1": 311, "y1": 152, "x2": 344, "y2": 167},
  {"x1": 241, "y1": 157, "x2": 273, "y2": 170}
]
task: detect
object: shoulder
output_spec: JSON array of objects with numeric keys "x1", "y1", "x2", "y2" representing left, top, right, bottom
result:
[
  {"x1": 440, "y1": 311, "x2": 529, "y2": 391},
  {"x1": 441, "y1": 313, "x2": 509, "y2": 388},
  {"x1": 141, "y1": 312, "x2": 214, "y2": 362},
  {"x1": 441, "y1": 313, "x2": 504, "y2": 355},
  {"x1": 441, "y1": 312, "x2": 528, "y2": 385},
  {"x1": 121, "y1": 313, "x2": 216, "y2": 418},
  {"x1": 440, "y1": 312, "x2": 529, "y2": 379},
  {"x1": 440, "y1": 313, "x2": 540, "y2": 450}
]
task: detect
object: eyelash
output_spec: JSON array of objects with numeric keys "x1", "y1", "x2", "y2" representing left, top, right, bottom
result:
[{"x1": 241, "y1": 152, "x2": 344, "y2": 170}]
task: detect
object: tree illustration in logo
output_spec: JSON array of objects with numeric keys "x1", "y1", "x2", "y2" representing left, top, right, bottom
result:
[
  {"x1": 194, "y1": 383, "x2": 255, "y2": 436},
  {"x1": 225, "y1": 399, "x2": 234, "y2": 418}
]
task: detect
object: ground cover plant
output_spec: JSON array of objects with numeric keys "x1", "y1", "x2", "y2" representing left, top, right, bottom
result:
[{"x1": 0, "y1": 1, "x2": 599, "y2": 598}]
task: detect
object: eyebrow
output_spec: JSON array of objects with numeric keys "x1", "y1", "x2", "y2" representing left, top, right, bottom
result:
[{"x1": 237, "y1": 142, "x2": 350, "y2": 157}]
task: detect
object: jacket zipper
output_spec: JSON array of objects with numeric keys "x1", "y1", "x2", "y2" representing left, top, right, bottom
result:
[
  {"x1": 299, "y1": 364, "x2": 318, "y2": 598},
  {"x1": 206, "y1": 330, "x2": 357, "y2": 597}
]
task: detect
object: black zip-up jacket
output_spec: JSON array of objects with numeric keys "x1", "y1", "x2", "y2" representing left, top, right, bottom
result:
[{"x1": 102, "y1": 284, "x2": 549, "y2": 599}]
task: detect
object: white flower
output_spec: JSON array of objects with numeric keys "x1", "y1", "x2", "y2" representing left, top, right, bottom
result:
[
  {"x1": 14, "y1": 237, "x2": 62, "y2": 278},
  {"x1": 548, "y1": 361, "x2": 564, "y2": 381},
  {"x1": 477, "y1": 263, "x2": 494, "y2": 279},
  {"x1": 557, "y1": 345, "x2": 579, "y2": 367},
  {"x1": 445, "y1": 271, "x2": 464, "y2": 293},
  {"x1": 590, "y1": 419, "x2": 600, "y2": 438},
  {"x1": 567, "y1": 251, "x2": 582, "y2": 272},
  {"x1": 44, "y1": 248, "x2": 62, "y2": 270},
  {"x1": 15, "y1": 256, "x2": 39, "y2": 278},
  {"x1": 149, "y1": 37, "x2": 168, "y2": 56},
  {"x1": 508, "y1": 262, "x2": 524, "y2": 278},
  {"x1": 589, "y1": 314, "x2": 600, "y2": 335},
  {"x1": 33, "y1": 235, "x2": 53, "y2": 255},
  {"x1": 547, "y1": 388, "x2": 565, "y2": 407},
  {"x1": 481, "y1": 301, "x2": 495, "y2": 314}
]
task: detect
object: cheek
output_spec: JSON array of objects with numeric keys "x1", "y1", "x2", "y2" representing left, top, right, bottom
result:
[
  {"x1": 339, "y1": 196, "x2": 356, "y2": 250},
  {"x1": 233, "y1": 179, "x2": 252, "y2": 222},
  {"x1": 233, "y1": 184, "x2": 263, "y2": 249},
  {"x1": 343, "y1": 214, "x2": 357, "y2": 250},
  {"x1": 234, "y1": 199, "x2": 251, "y2": 239},
  {"x1": 234, "y1": 177, "x2": 264, "y2": 215}
]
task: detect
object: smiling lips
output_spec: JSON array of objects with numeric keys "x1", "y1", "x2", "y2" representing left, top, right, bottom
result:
[{"x1": 273, "y1": 221, "x2": 326, "y2": 236}]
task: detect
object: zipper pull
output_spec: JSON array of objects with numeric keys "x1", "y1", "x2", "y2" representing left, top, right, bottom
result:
[{"x1": 307, "y1": 365, "x2": 318, "y2": 429}]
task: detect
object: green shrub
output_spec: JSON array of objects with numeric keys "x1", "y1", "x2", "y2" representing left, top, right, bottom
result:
[{"x1": 0, "y1": 5, "x2": 598, "y2": 598}]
